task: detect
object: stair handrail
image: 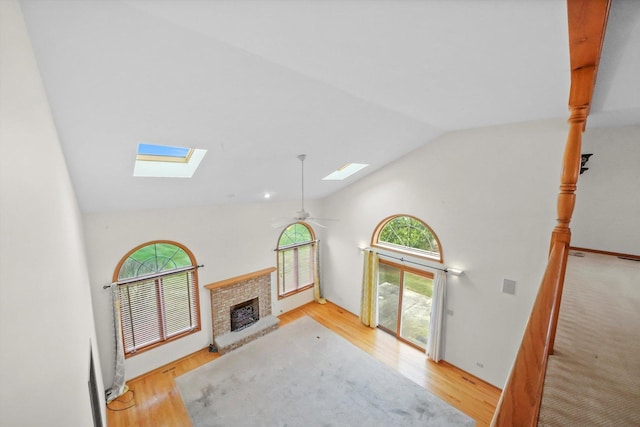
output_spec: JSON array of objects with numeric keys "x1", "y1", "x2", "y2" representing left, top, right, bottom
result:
[
  {"x1": 490, "y1": 241, "x2": 566, "y2": 426},
  {"x1": 491, "y1": 1, "x2": 610, "y2": 424}
]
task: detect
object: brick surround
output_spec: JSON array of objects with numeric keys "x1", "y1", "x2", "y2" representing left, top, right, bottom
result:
[{"x1": 205, "y1": 267, "x2": 278, "y2": 353}]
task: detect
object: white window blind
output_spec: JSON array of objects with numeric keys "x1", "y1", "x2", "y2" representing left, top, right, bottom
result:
[
  {"x1": 277, "y1": 243, "x2": 314, "y2": 297},
  {"x1": 118, "y1": 268, "x2": 198, "y2": 355}
]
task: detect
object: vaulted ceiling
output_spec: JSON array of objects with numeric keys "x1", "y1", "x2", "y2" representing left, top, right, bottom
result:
[{"x1": 19, "y1": 0, "x2": 639, "y2": 213}]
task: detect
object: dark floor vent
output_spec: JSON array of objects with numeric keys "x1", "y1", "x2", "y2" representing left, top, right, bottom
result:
[{"x1": 569, "y1": 251, "x2": 585, "y2": 257}]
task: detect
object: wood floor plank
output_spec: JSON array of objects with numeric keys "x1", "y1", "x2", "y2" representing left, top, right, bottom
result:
[{"x1": 107, "y1": 301, "x2": 500, "y2": 426}]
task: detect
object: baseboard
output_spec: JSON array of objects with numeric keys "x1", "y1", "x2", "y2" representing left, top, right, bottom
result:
[
  {"x1": 318, "y1": 300, "x2": 502, "y2": 392},
  {"x1": 570, "y1": 246, "x2": 640, "y2": 261},
  {"x1": 126, "y1": 346, "x2": 214, "y2": 383}
]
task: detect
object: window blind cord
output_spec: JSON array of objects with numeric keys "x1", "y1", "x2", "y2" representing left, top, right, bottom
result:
[{"x1": 106, "y1": 389, "x2": 136, "y2": 411}]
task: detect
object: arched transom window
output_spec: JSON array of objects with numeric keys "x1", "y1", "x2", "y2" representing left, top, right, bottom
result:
[
  {"x1": 372, "y1": 215, "x2": 442, "y2": 262},
  {"x1": 276, "y1": 223, "x2": 316, "y2": 299},
  {"x1": 114, "y1": 241, "x2": 200, "y2": 356}
]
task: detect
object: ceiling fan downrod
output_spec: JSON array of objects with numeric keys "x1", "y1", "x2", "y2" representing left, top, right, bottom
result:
[{"x1": 298, "y1": 154, "x2": 306, "y2": 212}]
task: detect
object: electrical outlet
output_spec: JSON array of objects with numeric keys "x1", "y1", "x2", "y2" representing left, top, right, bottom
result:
[
  {"x1": 446, "y1": 309, "x2": 454, "y2": 316},
  {"x1": 476, "y1": 362, "x2": 484, "y2": 368}
]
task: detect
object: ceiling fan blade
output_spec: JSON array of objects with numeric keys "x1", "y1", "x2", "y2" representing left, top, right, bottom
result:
[
  {"x1": 271, "y1": 217, "x2": 294, "y2": 229},
  {"x1": 312, "y1": 217, "x2": 339, "y2": 222},
  {"x1": 306, "y1": 219, "x2": 328, "y2": 229}
]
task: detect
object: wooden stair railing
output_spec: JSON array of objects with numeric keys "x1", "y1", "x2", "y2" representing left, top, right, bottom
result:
[
  {"x1": 491, "y1": 241, "x2": 566, "y2": 426},
  {"x1": 491, "y1": 1, "x2": 610, "y2": 425}
]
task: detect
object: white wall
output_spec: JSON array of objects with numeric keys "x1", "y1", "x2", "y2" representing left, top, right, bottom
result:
[
  {"x1": 84, "y1": 200, "x2": 320, "y2": 383},
  {"x1": 83, "y1": 119, "x2": 571, "y2": 389},
  {"x1": 0, "y1": 1, "x2": 105, "y2": 425},
  {"x1": 572, "y1": 125, "x2": 640, "y2": 256},
  {"x1": 321, "y1": 120, "x2": 567, "y2": 387},
  {"x1": 82, "y1": 117, "x2": 570, "y2": 390}
]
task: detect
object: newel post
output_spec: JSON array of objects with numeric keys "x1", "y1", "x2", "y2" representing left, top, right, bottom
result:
[{"x1": 548, "y1": 105, "x2": 588, "y2": 354}]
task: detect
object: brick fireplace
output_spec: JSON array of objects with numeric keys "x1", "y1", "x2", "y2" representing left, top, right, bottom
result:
[{"x1": 205, "y1": 267, "x2": 279, "y2": 354}]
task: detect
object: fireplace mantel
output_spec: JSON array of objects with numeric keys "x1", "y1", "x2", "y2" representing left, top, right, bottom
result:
[{"x1": 206, "y1": 267, "x2": 278, "y2": 354}]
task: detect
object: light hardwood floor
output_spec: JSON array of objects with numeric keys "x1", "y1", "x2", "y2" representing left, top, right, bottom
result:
[{"x1": 107, "y1": 301, "x2": 500, "y2": 426}]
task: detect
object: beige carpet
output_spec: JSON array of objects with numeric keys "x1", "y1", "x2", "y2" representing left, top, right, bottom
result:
[{"x1": 538, "y1": 252, "x2": 640, "y2": 426}]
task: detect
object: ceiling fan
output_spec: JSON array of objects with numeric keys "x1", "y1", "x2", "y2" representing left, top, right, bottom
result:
[{"x1": 272, "y1": 154, "x2": 334, "y2": 229}]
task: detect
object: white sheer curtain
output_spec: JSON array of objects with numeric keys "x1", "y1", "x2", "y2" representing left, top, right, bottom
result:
[
  {"x1": 426, "y1": 270, "x2": 446, "y2": 362},
  {"x1": 105, "y1": 283, "x2": 128, "y2": 403},
  {"x1": 360, "y1": 249, "x2": 379, "y2": 327}
]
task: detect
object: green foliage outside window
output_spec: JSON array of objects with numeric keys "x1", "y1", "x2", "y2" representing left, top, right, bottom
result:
[
  {"x1": 378, "y1": 263, "x2": 433, "y2": 297},
  {"x1": 278, "y1": 223, "x2": 312, "y2": 247},
  {"x1": 378, "y1": 216, "x2": 440, "y2": 258},
  {"x1": 118, "y1": 243, "x2": 192, "y2": 280}
]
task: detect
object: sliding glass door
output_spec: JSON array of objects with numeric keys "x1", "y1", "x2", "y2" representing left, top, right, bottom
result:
[{"x1": 377, "y1": 260, "x2": 433, "y2": 349}]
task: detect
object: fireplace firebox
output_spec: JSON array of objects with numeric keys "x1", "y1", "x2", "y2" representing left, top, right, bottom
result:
[{"x1": 230, "y1": 297, "x2": 259, "y2": 332}]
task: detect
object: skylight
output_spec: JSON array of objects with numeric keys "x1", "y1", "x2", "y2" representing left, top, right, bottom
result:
[
  {"x1": 133, "y1": 143, "x2": 207, "y2": 178},
  {"x1": 322, "y1": 163, "x2": 368, "y2": 180},
  {"x1": 136, "y1": 143, "x2": 193, "y2": 163}
]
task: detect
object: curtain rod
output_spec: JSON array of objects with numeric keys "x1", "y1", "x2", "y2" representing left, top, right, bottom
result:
[
  {"x1": 375, "y1": 251, "x2": 448, "y2": 272},
  {"x1": 102, "y1": 264, "x2": 204, "y2": 289},
  {"x1": 273, "y1": 239, "x2": 319, "y2": 251},
  {"x1": 362, "y1": 247, "x2": 462, "y2": 275}
]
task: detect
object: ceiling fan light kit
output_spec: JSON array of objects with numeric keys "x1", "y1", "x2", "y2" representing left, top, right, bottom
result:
[{"x1": 295, "y1": 210, "x2": 310, "y2": 220}]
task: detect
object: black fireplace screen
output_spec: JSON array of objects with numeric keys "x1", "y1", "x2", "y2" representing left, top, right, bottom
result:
[{"x1": 230, "y1": 297, "x2": 259, "y2": 332}]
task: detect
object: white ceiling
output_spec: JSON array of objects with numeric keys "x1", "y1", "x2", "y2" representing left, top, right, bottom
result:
[{"x1": 19, "y1": 0, "x2": 640, "y2": 213}]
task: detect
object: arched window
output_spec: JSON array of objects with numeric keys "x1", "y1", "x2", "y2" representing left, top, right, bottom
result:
[
  {"x1": 372, "y1": 215, "x2": 442, "y2": 262},
  {"x1": 370, "y1": 215, "x2": 442, "y2": 350},
  {"x1": 114, "y1": 241, "x2": 200, "y2": 356},
  {"x1": 276, "y1": 223, "x2": 316, "y2": 299}
]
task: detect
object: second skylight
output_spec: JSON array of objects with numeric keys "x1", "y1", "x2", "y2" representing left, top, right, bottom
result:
[{"x1": 322, "y1": 163, "x2": 368, "y2": 180}]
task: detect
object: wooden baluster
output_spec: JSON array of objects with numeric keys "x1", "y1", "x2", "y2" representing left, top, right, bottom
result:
[
  {"x1": 553, "y1": 106, "x2": 588, "y2": 239},
  {"x1": 548, "y1": 105, "x2": 588, "y2": 354}
]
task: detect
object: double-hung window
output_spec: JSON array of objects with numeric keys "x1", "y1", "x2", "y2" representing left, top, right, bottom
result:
[
  {"x1": 276, "y1": 223, "x2": 316, "y2": 298},
  {"x1": 114, "y1": 241, "x2": 201, "y2": 356}
]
